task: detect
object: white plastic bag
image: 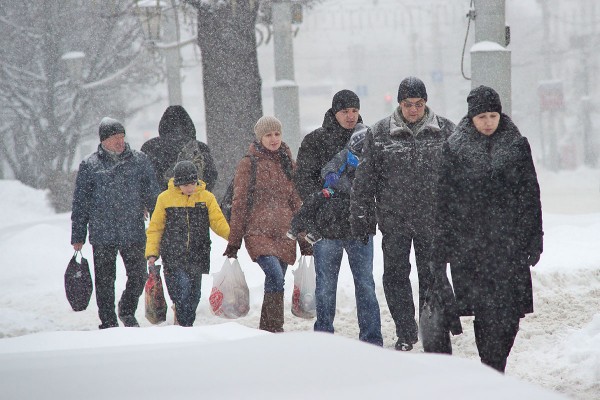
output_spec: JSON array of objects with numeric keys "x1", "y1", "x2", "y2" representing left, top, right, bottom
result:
[
  {"x1": 291, "y1": 256, "x2": 316, "y2": 319},
  {"x1": 209, "y1": 258, "x2": 250, "y2": 319}
]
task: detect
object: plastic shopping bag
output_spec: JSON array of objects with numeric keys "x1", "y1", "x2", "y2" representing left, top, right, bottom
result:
[
  {"x1": 209, "y1": 258, "x2": 250, "y2": 319},
  {"x1": 291, "y1": 256, "x2": 316, "y2": 319},
  {"x1": 145, "y1": 264, "x2": 167, "y2": 324},
  {"x1": 64, "y1": 251, "x2": 93, "y2": 312}
]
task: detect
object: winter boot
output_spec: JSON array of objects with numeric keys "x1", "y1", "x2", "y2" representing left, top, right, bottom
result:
[{"x1": 259, "y1": 292, "x2": 284, "y2": 333}]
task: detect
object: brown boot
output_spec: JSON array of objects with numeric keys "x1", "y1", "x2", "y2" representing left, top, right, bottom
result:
[{"x1": 259, "y1": 292, "x2": 284, "y2": 333}]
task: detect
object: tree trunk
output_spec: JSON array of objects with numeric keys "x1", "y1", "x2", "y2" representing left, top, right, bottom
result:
[{"x1": 195, "y1": 2, "x2": 263, "y2": 197}]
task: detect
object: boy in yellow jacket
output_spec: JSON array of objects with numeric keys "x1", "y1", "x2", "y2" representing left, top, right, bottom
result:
[{"x1": 146, "y1": 161, "x2": 229, "y2": 326}]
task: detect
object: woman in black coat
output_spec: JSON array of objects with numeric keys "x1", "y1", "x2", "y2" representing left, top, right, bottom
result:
[{"x1": 434, "y1": 86, "x2": 543, "y2": 373}]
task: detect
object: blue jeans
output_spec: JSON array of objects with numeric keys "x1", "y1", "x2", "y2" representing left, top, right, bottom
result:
[
  {"x1": 313, "y1": 236, "x2": 383, "y2": 346},
  {"x1": 256, "y1": 255, "x2": 288, "y2": 293},
  {"x1": 164, "y1": 267, "x2": 202, "y2": 327}
]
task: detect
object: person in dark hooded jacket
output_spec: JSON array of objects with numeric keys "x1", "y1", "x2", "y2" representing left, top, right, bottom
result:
[
  {"x1": 141, "y1": 105, "x2": 218, "y2": 191},
  {"x1": 433, "y1": 85, "x2": 543, "y2": 372},
  {"x1": 294, "y1": 90, "x2": 383, "y2": 346}
]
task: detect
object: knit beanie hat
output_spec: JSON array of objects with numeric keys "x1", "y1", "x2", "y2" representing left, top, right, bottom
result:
[
  {"x1": 348, "y1": 123, "x2": 368, "y2": 154},
  {"x1": 254, "y1": 116, "x2": 282, "y2": 141},
  {"x1": 173, "y1": 160, "x2": 198, "y2": 186},
  {"x1": 467, "y1": 85, "x2": 502, "y2": 118},
  {"x1": 397, "y1": 76, "x2": 428, "y2": 103},
  {"x1": 331, "y1": 90, "x2": 360, "y2": 114},
  {"x1": 99, "y1": 117, "x2": 125, "y2": 141}
]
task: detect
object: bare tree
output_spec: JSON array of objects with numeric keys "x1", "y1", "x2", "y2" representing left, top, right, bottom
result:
[
  {"x1": 0, "y1": 1, "x2": 160, "y2": 209},
  {"x1": 184, "y1": 0, "x2": 320, "y2": 196}
]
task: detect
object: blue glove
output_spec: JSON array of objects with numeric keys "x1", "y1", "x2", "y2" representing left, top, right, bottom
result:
[
  {"x1": 346, "y1": 151, "x2": 359, "y2": 168},
  {"x1": 324, "y1": 172, "x2": 339, "y2": 188}
]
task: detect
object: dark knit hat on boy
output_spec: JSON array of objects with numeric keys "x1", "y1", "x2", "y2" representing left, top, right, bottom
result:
[
  {"x1": 98, "y1": 117, "x2": 125, "y2": 142},
  {"x1": 331, "y1": 90, "x2": 360, "y2": 114},
  {"x1": 254, "y1": 116, "x2": 282, "y2": 141},
  {"x1": 467, "y1": 85, "x2": 502, "y2": 118},
  {"x1": 173, "y1": 160, "x2": 198, "y2": 186},
  {"x1": 397, "y1": 76, "x2": 428, "y2": 103}
]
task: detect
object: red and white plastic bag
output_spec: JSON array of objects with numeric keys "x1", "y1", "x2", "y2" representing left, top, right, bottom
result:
[
  {"x1": 291, "y1": 256, "x2": 316, "y2": 319},
  {"x1": 209, "y1": 258, "x2": 250, "y2": 319}
]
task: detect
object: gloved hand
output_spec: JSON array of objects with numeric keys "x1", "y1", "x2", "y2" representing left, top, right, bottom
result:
[
  {"x1": 223, "y1": 244, "x2": 239, "y2": 259},
  {"x1": 359, "y1": 234, "x2": 370, "y2": 245},
  {"x1": 324, "y1": 172, "x2": 339, "y2": 189},
  {"x1": 346, "y1": 150, "x2": 359, "y2": 168},
  {"x1": 299, "y1": 239, "x2": 313, "y2": 256},
  {"x1": 526, "y1": 235, "x2": 543, "y2": 267}
]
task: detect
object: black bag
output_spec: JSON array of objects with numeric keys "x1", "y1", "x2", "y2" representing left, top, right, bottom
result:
[
  {"x1": 220, "y1": 155, "x2": 257, "y2": 222},
  {"x1": 419, "y1": 288, "x2": 451, "y2": 354},
  {"x1": 64, "y1": 251, "x2": 93, "y2": 312}
]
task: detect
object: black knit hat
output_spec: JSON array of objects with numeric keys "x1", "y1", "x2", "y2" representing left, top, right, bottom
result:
[
  {"x1": 332, "y1": 90, "x2": 360, "y2": 114},
  {"x1": 173, "y1": 161, "x2": 198, "y2": 186},
  {"x1": 467, "y1": 85, "x2": 502, "y2": 118},
  {"x1": 397, "y1": 76, "x2": 428, "y2": 103},
  {"x1": 98, "y1": 117, "x2": 125, "y2": 141}
]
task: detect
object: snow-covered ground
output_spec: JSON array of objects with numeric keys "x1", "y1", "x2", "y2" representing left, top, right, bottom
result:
[{"x1": 0, "y1": 166, "x2": 598, "y2": 399}]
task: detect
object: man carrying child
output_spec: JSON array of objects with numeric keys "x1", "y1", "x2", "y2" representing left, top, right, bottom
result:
[{"x1": 294, "y1": 90, "x2": 383, "y2": 346}]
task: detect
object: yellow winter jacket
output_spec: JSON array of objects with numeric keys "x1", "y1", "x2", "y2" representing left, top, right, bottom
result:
[{"x1": 146, "y1": 179, "x2": 229, "y2": 273}]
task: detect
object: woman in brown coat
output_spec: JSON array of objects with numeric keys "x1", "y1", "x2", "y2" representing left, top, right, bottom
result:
[{"x1": 223, "y1": 116, "x2": 309, "y2": 332}]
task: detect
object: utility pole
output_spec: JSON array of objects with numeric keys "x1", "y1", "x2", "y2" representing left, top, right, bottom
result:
[
  {"x1": 163, "y1": 4, "x2": 183, "y2": 106},
  {"x1": 470, "y1": 0, "x2": 511, "y2": 115},
  {"x1": 538, "y1": 0, "x2": 561, "y2": 170},
  {"x1": 272, "y1": 0, "x2": 301, "y2": 156}
]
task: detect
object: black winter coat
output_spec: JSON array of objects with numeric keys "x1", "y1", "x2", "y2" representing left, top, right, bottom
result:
[
  {"x1": 351, "y1": 108, "x2": 455, "y2": 236},
  {"x1": 294, "y1": 110, "x2": 363, "y2": 239},
  {"x1": 71, "y1": 144, "x2": 160, "y2": 246},
  {"x1": 141, "y1": 106, "x2": 218, "y2": 191},
  {"x1": 435, "y1": 114, "x2": 543, "y2": 318}
]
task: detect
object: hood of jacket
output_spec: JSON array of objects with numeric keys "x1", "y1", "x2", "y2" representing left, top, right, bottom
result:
[
  {"x1": 158, "y1": 105, "x2": 196, "y2": 142},
  {"x1": 390, "y1": 106, "x2": 442, "y2": 137}
]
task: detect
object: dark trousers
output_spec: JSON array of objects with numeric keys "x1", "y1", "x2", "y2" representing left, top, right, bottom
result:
[
  {"x1": 474, "y1": 309, "x2": 520, "y2": 373},
  {"x1": 381, "y1": 230, "x2": 442, "y2": 343},
  {"x1": 290, "y1": 191, "x2": 328, "y2": 236},
  {"x1": 92, "y1": 243, "x2": 147, "y2": 327},
  {"x1": 164, "y1": 267, "x2": 202, "y2": 327}
]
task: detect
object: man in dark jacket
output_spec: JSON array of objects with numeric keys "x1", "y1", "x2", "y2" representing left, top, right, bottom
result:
[
  {"x1": 71, "y1": 117, "x2": 160, "y2": 329},
  {"x1": 295, "y1": 90, "x2": 383, "y2": 346},
  {"x1": 351, "y1": 77, "x2": 456, "y2": 352},
  {"x1": 141, "y1": 105, "x2": 218, "y2": 191}
]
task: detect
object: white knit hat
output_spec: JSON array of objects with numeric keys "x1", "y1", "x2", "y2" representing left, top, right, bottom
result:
[{"x1": 254, "y1": 116, "x2": 282, "y2": 141}]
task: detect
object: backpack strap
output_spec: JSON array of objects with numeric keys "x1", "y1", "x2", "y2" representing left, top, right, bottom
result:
[{"x1": 246, "y1": 155, "x2": 258, "y2": 213}]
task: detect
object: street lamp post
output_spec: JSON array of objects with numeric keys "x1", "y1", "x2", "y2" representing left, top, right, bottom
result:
[
  {"x1": 272, "y1": 0, "x2": 301, "y2": 156},
  {"x1": 135, "y1": 0, "x2": 184, "y2": 106}
]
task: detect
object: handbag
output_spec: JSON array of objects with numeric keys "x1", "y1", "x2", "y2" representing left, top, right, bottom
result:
[
  {"x1": 64, "y1": 251, "x2": 93, "y2": 312},
  {"x1": 291, "y1": 256, "x2": 316, "y2": 319},
  {"x1": 145, "y1": 264, "x2": 167, "y2": 324},
  {"x1": 209, "y1": 258, "x2": 250, "y2": 319}
]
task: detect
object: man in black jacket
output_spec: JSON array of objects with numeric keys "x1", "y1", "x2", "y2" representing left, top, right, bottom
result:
[
  {"x1": 294, "y1": 90, "x2": 383, "y2": 346},
  {"x1": 351, "y1": 77, "x2": 456, "y2": 352},
  {"x1": 141, "y1": 105, "x2": 218, "y2": 191},
  {"x1": 71, "y1": 117, "x2": 160, "y2": 329}
]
